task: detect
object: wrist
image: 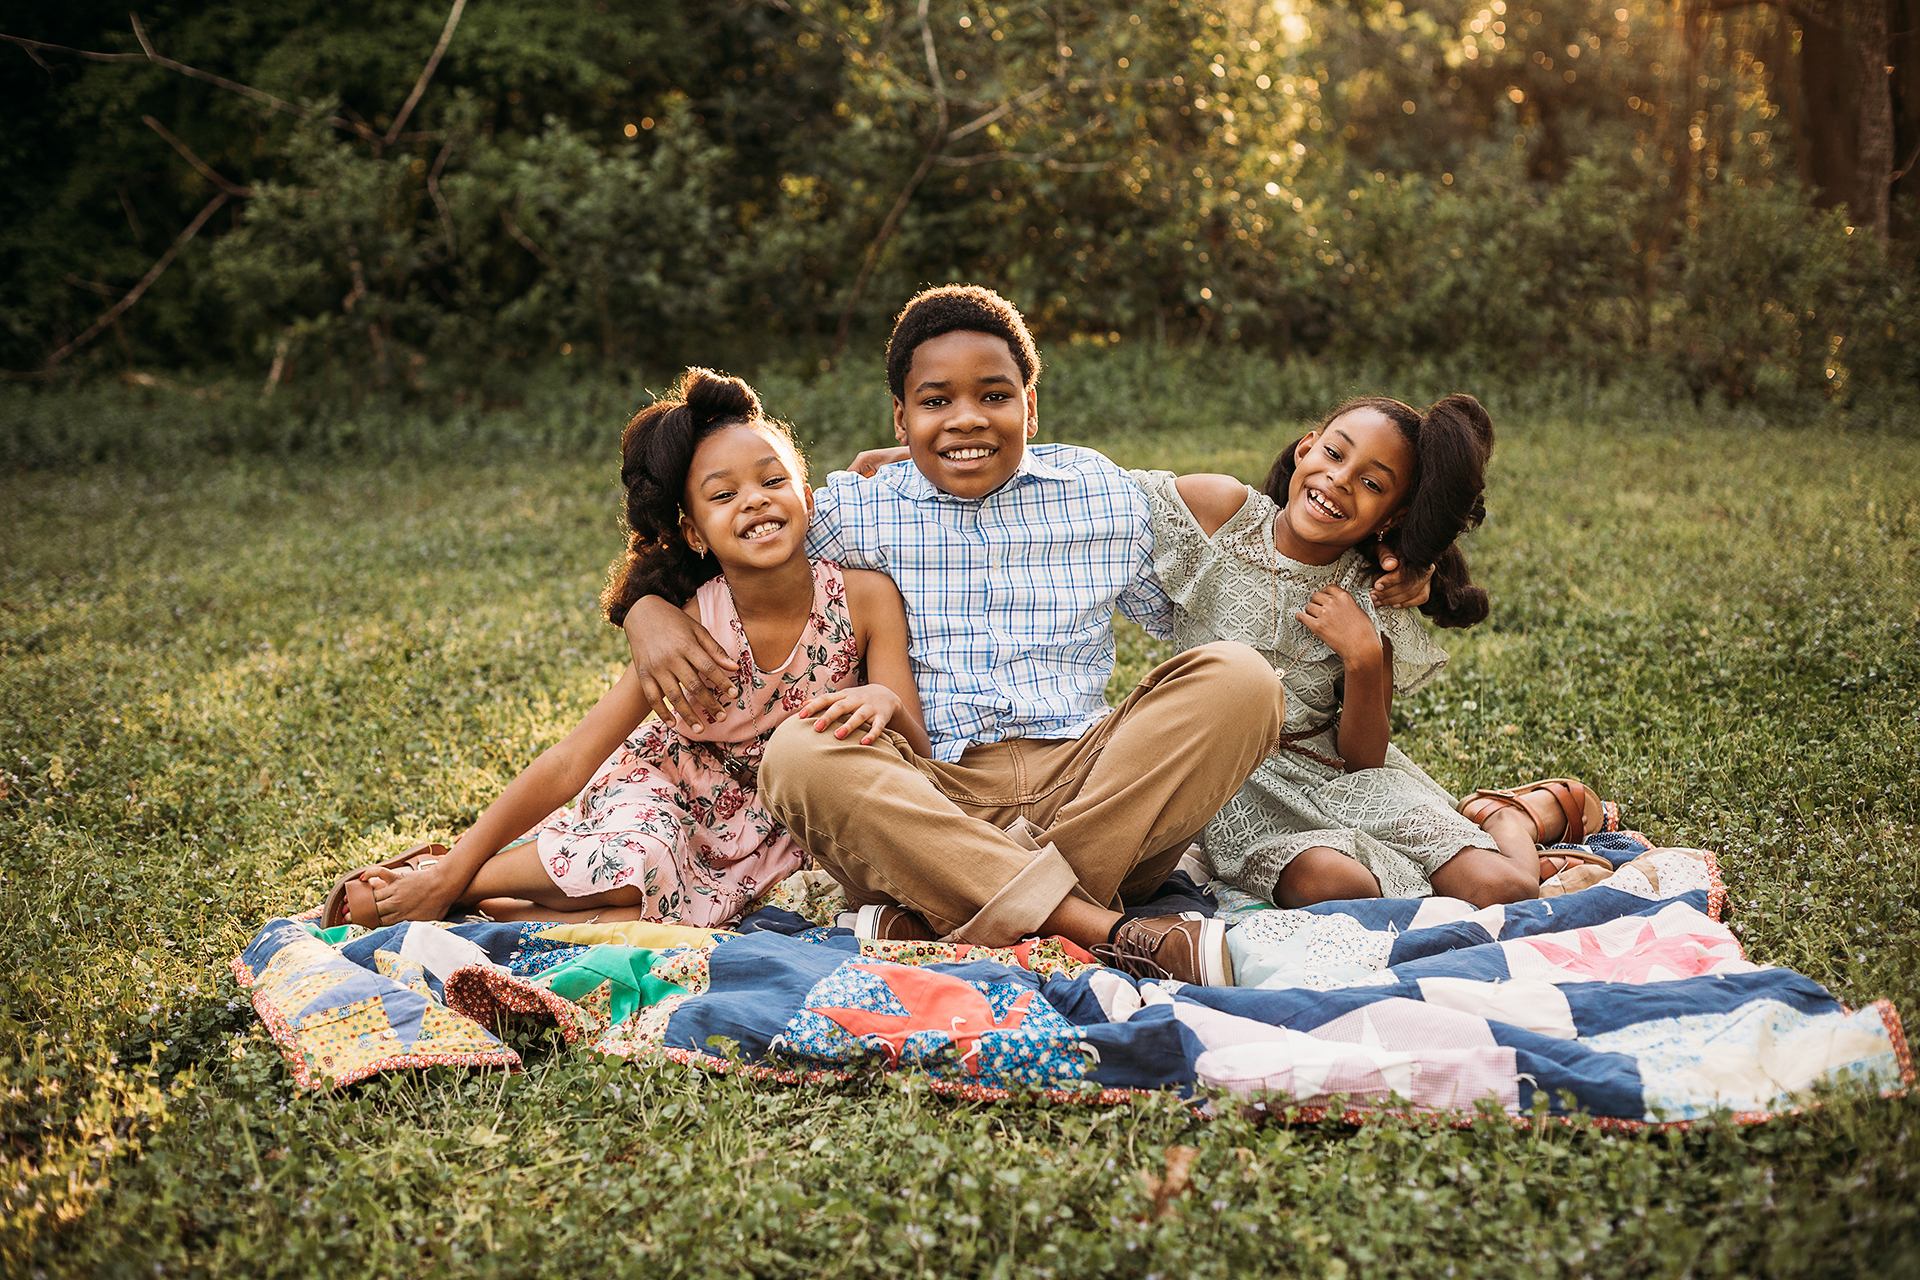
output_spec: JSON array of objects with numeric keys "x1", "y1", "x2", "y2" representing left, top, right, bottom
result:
[{"x1": 1341, "y1": 644, "x2": 1385, "y2": 675}]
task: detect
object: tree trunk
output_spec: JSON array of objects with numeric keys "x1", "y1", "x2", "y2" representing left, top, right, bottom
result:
[
  {"x1": 1797, "y1": 5, "x2": 1857, "y2": 210},
  {"x1": 1769, "y1": 5, "x2": 1812, "y2": 191},
  {"x1": 1895, "y1": 0, "x2": 1920, "y2": 238},
  {"x1": 1852, "y1": 0, "x2": 1893, "y2": 240}
]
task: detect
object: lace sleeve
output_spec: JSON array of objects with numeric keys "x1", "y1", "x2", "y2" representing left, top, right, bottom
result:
[
  {"x1": 1374, "y1": 602, "x2": 1450, "y2": 696},
  {"x1": 1128, "y1": 469, "x2": 1213, "y2": 597}
]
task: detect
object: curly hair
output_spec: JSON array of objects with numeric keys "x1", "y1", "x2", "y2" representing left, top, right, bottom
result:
[
  {"x1": 599, "y1": 368, "x2": 807, "y2": 624},
  {"x1": 885, "y1": 284, "x2": 1041, "y2": 400},
  {"x1": 1262, "y1": 394, "x2": 1494, "y2": 629}
]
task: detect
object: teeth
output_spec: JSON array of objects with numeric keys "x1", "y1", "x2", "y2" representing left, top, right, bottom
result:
[
  {"x1": 943, "y1": 447, "x2": 995, "y2": 460},
  {"x1": 741, "y1": 521, "x2": 783, "y2": 539},
  {"x1": 1309, "y1": 490, "x2": 1346, "y2": 519}
]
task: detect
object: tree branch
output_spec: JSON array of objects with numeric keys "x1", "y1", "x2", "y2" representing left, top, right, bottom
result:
[
  {"x1": 64, "y1": 274, "x2": 128, "y2": 297},
  {"x1": 934, "y1": 149, "x2": 1053, "y2": 166},
  {"x1": 1892, "y1": 135, "x2": 1920, "y2": 183},
  {"x1": 831, "y1": 0, "x2": 950, "y2": 363},
  {"x1": 0, "y1": 33, "x2": 145, "y2": 63},
  {"x1": 128, "y1": 13, "x2": 307, "y2": 116},
  {"x1": 142, "y1": 115, "x2": 252, "y2": 196},
  {"x1": 947, "y1": 83, "x2": 1055, "y2": 143},
  {"x1": 500, "y1": 204, "x2": 561, "y2": 272},
  {"x1": 429, "y1": 131, "x2": 461, "y2": 251},
  {"x1": 8, "y1": 21, "x2": 382, "y2": 143},
  {"x1": 385, "y1": 0, "x2": 467, "y2": 144},
  {"x1": 41, "y1": 191, "x2": 229, "y2": 374}
]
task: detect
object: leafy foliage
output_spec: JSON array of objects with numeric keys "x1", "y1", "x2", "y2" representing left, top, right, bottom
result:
[{"x1": 3, "y1": 1, "x2": 1914, "y2": 416}]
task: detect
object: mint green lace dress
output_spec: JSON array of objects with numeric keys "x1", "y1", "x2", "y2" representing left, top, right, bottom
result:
[{"x1": 1131, "y1": 470, "x2": 1498, "y2": 900}]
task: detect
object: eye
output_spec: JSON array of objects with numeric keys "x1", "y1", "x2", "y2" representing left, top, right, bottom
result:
[
  {"x1": 983, "y1": 391, "x2": 1010, "y2": 403},
  {"x1": 1363, "y1": 478, "x2": 1382, "y2": 493},
  {"x1": 1323, "y1": 444, "x2": 1341, "y2": 460},
  {"x1": 921, "y1": 395, "x2": 949, "y2": 408},
  {"x1": 764, "y1": 475, "x2": 788, "y2": 488},
  {"x1": 709, "y1": 489, "x2": 736, "y2": 502}
]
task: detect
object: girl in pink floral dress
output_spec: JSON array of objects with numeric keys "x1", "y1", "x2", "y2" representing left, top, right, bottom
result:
[{"x1": 326, "y1": 368, "x2": 930, "y2": 929}]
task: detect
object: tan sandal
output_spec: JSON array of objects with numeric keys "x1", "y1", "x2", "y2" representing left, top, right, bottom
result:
[
  {"x1": 1540, "y1": 861, "x2": 1614, "y2": 897},
  {"x1": 1458, "y1": 777, "x2": 1605, "y2": 847},
  {"x1": 1537, "y1": 847, "x2": 1615, "y2": 882},
  {"x1": 321, "y1": 842, "x2": 449, "y2": 929}
]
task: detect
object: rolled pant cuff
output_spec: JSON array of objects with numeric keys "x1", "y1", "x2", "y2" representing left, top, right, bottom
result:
[{"x1": 947, "y1": 842, "x2": 1080, "y2": 948}]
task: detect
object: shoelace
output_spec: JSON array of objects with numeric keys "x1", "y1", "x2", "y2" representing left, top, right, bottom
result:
[{"x1": 1091, "y1": 930, "x2": 1175, "y2": 981}]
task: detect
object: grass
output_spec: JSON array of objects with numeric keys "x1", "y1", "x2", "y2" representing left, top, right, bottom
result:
[{"x1": 2, "y1": 388, "x2": 1917, "y2": 1277}]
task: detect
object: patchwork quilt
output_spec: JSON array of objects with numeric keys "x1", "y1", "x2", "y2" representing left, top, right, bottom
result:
[{"x1": 232, "y1": 839, "x2": 1912, "y2": 1127}]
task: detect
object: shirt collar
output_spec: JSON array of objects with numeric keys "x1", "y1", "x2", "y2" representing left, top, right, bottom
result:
[{"x1": 879, "y1": 446, "x2": 1072, "y2": 503}]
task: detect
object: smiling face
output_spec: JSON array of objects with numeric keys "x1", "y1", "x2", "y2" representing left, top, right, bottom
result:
[
  {"x1": 678, "y1": 423, "x2": 813, "y2": 575},
  {"x1": 892, "y1": 329, "x2": 1039, "y2": 499},
  {"x1": 1275, "y1": 406, "x2": 1415, "y2": 564}
]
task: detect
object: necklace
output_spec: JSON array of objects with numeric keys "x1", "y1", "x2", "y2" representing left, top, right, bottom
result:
[
  {"x1": 717, "y1": 575, "x2": 801, "y2": 792},
  {"x1": 1266, "y1": 520, "x2": 1361, "y2": 771},
  {"x1": 722, "y1": 579, "x2": 774, "y2": 741},
  {"x1": 1266, "y1": 528, "x2": 1361, "y2": 680}
]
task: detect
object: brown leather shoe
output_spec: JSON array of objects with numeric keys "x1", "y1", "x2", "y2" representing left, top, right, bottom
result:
[
  {"x1": 837, "y1": 903, "x2": 939, "y2": 942},
  {"x1": 1096, "y1": 912, "x2": 1232, "y2": 987}
]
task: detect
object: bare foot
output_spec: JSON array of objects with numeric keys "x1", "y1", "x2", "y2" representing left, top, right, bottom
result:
[{"x1": 364, "y1": 861, "x2": 465, "y2": 925}]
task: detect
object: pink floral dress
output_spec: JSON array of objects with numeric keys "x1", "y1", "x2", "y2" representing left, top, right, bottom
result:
[{"x1": 527, "y1": 559, "x2": 861, "y2": 926}]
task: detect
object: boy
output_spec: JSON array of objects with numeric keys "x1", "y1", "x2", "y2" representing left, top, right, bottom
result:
[{"x1": 624, "y1": 285, "x2": 1285, "y2": 985}]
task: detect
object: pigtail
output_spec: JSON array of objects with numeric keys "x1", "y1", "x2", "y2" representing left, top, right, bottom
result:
[
  {"x1": 600, "y1": 368, "x2": 764, "y2": 624},
  {"x1": 1392, "y1": 393, "x2": 1493, "y2": 629}
]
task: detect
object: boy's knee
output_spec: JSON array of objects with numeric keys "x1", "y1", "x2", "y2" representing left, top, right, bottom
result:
[
  {"x1": 1188, "y1": 641, "x2": 1286, "y2": 726},
  {"x1": 758, "y1": 717, "x2": 837, "y2": 804}
]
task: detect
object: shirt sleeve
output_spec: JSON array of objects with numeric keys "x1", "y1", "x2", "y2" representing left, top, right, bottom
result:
[
  {"x1": 1117, "y1": 470, "x2": 1177, "y2": 640},
  {"x1": 805, "y1": 473, "x2": 856, "y2": 566}
]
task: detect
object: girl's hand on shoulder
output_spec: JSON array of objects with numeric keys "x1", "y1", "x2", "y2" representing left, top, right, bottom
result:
[
  {"x1": 796, "y1": 684, "x2": 906, "y2": 745},
  {"x1": 1296, "y1": 585, "x2": 1382, "y2": 667},
  {"x1": 848, "y1": 446, "x2": 911, "y2": 477}
]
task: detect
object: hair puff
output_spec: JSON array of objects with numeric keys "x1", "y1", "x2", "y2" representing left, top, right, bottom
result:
[{"x1": 599, "y1": 367, "x2": 805, "y2": 623}]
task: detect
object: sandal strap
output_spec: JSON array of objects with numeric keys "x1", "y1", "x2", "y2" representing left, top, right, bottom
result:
[
  {"x1": 1461, "y1": 778, "x2": 1594, "y2": 846},
  {"x1": 343, "y1": 876, "x2": 382, "y2": 929},
  {"x1": 1543, "y1": 780, "x2": 1586, "y2": 845}
]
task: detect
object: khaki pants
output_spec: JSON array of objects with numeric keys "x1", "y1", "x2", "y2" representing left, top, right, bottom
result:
[{"x1": 757, "y1": 641, "x2": 1285, "y2": 947}]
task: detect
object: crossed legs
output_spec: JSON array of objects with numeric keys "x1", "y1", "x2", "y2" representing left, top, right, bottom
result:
[{"x1": 757, "y1": 642, "x2": 1286, "y2": 949}]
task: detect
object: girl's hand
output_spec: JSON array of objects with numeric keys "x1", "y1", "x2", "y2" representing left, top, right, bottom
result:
[
  {"x1": 1296, "y1": 585, "x2": 1383, "y2": 667},
  {"x1": 848, "y1": 446, "x2": 911, "y2": 477},
  {"x1": 797, "y1": 684, "x2": 907, "y2": 745},
  {"x1": 1370, "y1": 548, "x2": 1435, "y2": 609}
]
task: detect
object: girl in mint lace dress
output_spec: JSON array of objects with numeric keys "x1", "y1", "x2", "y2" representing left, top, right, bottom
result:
[{"x1": 1132, "y1": 395, "x2": 1558, "y2": 910}]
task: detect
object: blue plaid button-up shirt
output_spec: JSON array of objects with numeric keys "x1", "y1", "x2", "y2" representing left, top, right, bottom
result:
[{"x1": 806, "y1": 443, "x2": 1175, "y2": 763}]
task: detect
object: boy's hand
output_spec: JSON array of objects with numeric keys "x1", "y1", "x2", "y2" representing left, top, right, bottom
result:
[
  {"x1": 847, "y1": 446, "x2": 911, "y2": 477},
  {"x1": 797, "y1": 684, "x2": 906, "y2": 745},
  {"x1": 624, "y1": 598, "x2": 739, "y2": 725},
  {"x1": 1297, "y1": 585, "x2": 1383, "y2": 668},
  {"x1": 1370, "y1": 548, "x2": 1434, "y2": 609}
]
